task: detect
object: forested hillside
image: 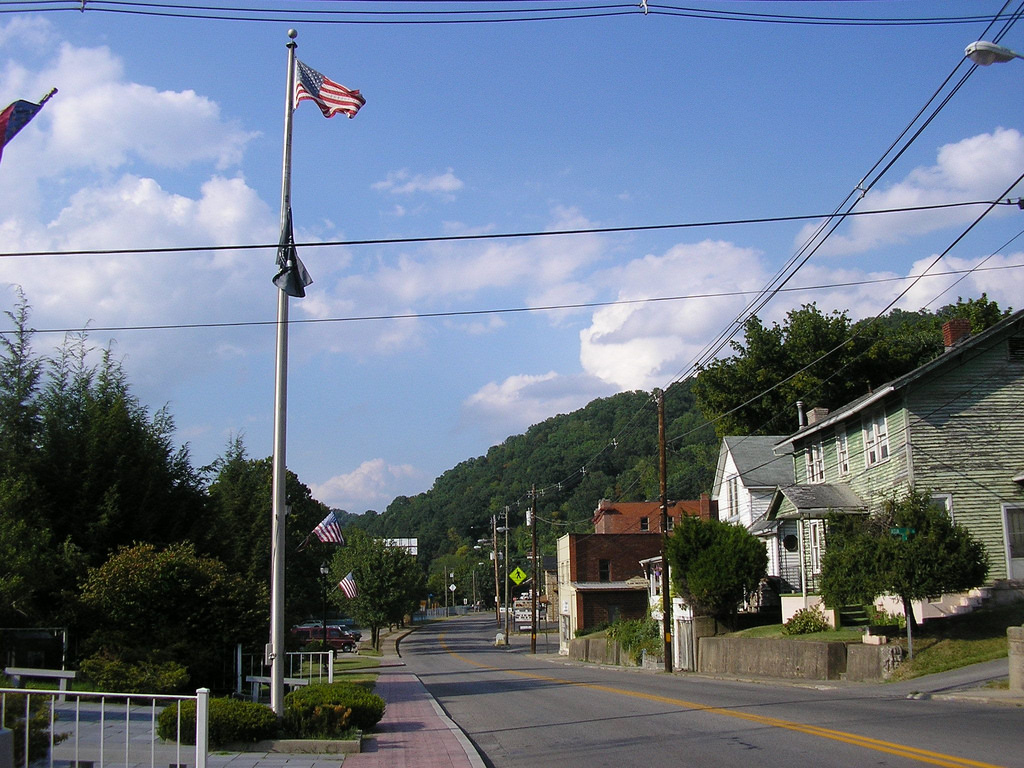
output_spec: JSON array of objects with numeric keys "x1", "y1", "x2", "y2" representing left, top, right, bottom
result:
[
  {"x1": 354, "y1": 381, "x2": 719, "y2": 569},
  {"x1": 350, "y1": 296, "x2": 1012, "y2": 575}
]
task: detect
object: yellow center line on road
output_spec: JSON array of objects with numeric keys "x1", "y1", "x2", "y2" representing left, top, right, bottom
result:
[{"x1": 438, "y1": 632, "x2": 1005, "y2": 768}]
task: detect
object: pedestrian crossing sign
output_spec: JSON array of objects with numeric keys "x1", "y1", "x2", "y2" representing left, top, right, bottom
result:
[{"x1": 509, "y1": 567, "x2": 527, "y2": 585}]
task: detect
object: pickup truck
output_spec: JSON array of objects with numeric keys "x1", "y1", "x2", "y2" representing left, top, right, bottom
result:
[{"x1": 290, "y1": 625, "x2": 360, "y2": 653}]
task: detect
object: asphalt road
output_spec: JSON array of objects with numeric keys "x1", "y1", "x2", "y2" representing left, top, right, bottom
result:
[{"x1": 399, "y1": 613, "x2": 1023, "y2": 768}]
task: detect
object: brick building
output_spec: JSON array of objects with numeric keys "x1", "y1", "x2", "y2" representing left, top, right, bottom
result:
[
  {"x1": 556, "y1": 532, "x2": 662, "y2": 654},
  {"x1": 591, "y1": 495, "x2": 718, "y2": 534}
]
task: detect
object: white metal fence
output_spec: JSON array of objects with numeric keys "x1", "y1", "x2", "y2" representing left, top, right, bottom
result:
[
  {"x1": 0, "y1": 687, "x2": 208, "y2": 768},
  {"x1": 236, "y1": 650, "x2": 333, "y2": 698}
]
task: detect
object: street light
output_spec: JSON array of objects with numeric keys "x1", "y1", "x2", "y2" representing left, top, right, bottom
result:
[
  {"x1": 319, "y1": 562, "x2": 330, "y2": 648},
  {"x1": 965, "y1": 40, "x2": 1024, "y2": 66},
  {"x1": 496, "y1": 524, "x2": 510, "y2": 643}
]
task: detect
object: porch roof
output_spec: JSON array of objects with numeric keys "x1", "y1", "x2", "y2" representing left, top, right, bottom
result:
[{"x1": 768, "y1": 483, "x2": 867, "y2": 519}]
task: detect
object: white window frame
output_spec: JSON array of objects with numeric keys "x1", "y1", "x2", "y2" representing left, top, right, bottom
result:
[
  {"x1": 727, "y1": 476, "x2": 740, "y2": 520},
  {"x1": 1004, "y1": 504, "x2": 1024, "y2": 562},
  {"x1": 805, "y1": 441, "x2": 825, "y2": 483},
  {"x1": 930, "y1": 493, "x2": 954, "y2": 522},
  {"x1": 863, "y1": 410, "x2": 890, "y2": 467},
  {"x1": 836, "y1": 427, "x2": 849, "y2": 476},
  {"x1": 809, "y1": 520, "x2": 824, "y2": 575}
]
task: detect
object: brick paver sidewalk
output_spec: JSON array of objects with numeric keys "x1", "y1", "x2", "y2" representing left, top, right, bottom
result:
[{"x1": 342, "y1": 671, "x2": 482, "y2": 768}]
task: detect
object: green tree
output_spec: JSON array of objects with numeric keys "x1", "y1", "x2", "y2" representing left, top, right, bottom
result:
[
  {"x1": 695, "y1": 299, "x2": 1012, "y2": 438},
  {"x1": 333, "y1": 530, "x2": 425, "y2": 649},
  {"x1": 203, "y1": 438, "x2": 335, "y2": 626},
  {"x1": 665, "y1": 516, "x2": 767, "y2": 626},
  {"x1": 80, "y1": 542, "x2": 267, "y2": 689},
  {"x1": 820, "y1": 489, "x2": 989, "y2": 631},
  {"x1": 0, "y1": 288, "x2": 42, "y2": 478},
  {"x1": 35, "y1": 337, "x2": 207, "y2": 562}
]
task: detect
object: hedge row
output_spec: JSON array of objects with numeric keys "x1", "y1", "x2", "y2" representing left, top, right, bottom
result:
[{"x1": 157, "y1": 681, "x2": 385, "y2": 747}]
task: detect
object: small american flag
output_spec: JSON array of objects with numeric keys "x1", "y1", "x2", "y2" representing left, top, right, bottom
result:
[
  {"x1": 312, "y1": 512, "x2": 345, "y2": 544},
  {"x1": 295, "y1": 60, "x2": 365, "y2": 119},
  {"x1": 339, "y1": 571, "x2": 358, "y2": 599}
]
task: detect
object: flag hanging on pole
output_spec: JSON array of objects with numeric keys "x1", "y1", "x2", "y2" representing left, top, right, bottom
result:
[
  {"x1": 273, "y1": 207, "x2": 313, "y2": 297},
  {"x1": 339, "y1": 571, "x2": 358, "y2": 599},
  {"x1": 0, "y1": 89, "x2": 57, "y2": 165},
  {"x1": 312, "y1": 511, "x2": 345, "y2": 545},
  {"x1": 294, "y1": 60, "x2": 365, "y2": 119}
]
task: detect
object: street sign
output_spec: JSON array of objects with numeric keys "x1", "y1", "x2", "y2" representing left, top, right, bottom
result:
[
  {"x1": 449, "y1": 583, "x2": 457, "y2": 592},
  {"x1": 509, "y1": 566, "x2": 527, "y2": 585},
  {"x1": 890, "y1": 527, "x2": 916, "y2": 541}
]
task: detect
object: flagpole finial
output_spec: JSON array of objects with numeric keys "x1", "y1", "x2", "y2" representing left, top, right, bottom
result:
[{"x1": 288, "y1": 28, "x2": 297, "y2": 40}]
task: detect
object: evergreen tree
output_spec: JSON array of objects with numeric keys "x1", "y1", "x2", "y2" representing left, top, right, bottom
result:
[{"x1": 665, "y1": 515, "x2": 767, "y2": 626}]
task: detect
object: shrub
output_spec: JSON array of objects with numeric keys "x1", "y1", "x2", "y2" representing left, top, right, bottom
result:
[
  {"x1": 782, "y1": 606, "x2": 832, "y2": 635},
  {"x1": 867, "y1": 605, "x2": 906, "y2": 629},
  {"x1": 607, "y1": 617, "x2": 662, "y2": 664},
  {"x1": 157, "y1": 698, "x2": 278, "y2": 746},
  {"x1": 284, "y1": 681, "x2": 385, "y2": 735},
  {"x1": 574, "y1": 622, "x2": 608, "y2": 638},
  {"x1": 80, "y1": 655, "x2": 189, "y2": 694},
  {"x1": 0, "y1": 679, "x2": 67, "y2": 764}
]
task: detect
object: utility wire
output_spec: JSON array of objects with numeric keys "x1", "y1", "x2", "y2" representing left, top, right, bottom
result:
[
  {"x1": 11, "y1": 262, "x2": 1022, "y2": 335},
  {"x1": 0, "y1": 199, "x2": 1014, "y2": 260},
  {"x1": 0, "y1": 0, "x2": 1016, "y2": 25}
]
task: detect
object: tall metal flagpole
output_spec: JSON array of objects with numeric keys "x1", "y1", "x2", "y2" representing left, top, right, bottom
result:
[{"x1": 270, "y1": 28, "x2": 299, "y2": 717}]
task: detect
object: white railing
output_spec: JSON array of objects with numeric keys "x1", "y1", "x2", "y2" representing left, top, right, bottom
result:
[
  {"x1": 237, "y1": 650, "x2": 332, "y2": 697},
  {"x1": 0, "y1": 687, "x2": 208, "y2": 768}
]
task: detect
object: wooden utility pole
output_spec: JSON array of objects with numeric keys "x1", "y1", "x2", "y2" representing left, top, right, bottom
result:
[
  {"x1": 657, "y1": 389, "x2": 673, "y2": 673},
  {"x1": 531, "y1": 485, "x2": 538, "y2": 654}
]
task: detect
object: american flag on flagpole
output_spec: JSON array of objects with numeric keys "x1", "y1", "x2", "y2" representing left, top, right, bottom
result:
[
  {"x1": 312, "y1": 511, "x2": 345, "y2": 544},
  {"x1": 339, "y1": 571, "x2": 358, "y2": 599},
  {"x1": 294, "y1": 60, "x2": 365, "y2": 119}
]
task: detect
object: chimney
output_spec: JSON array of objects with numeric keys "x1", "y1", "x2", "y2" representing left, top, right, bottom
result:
[
  {"x1": 796, "y1": 400, "x2": 807, "y2": 428},
  {"x1": 943, "y1": 318, "x2": 971, "y2": 350},
  {"x1": 699, "y1": 493, "x2": 718, "y2": 522},
  {"x1": 807, "y1": 407, "x2": 830, "y2": 425}
]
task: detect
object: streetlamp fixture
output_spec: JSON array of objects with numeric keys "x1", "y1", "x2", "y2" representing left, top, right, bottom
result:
[
  {"x1": 965, "y1": 40, "x2": 1024, "y2": 66},
  {"x1": 319, "y1": 562, "x2": 330, "y2": 648}
]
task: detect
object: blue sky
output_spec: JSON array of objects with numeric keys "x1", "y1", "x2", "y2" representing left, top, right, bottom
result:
[{"x1": 2, "y1": 2, "x2": 1023, "y2": 514}]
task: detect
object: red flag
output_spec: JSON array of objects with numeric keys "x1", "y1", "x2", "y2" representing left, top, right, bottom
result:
[{"x1": 0, "y1": 89, "x2": 56, "y2": 164}]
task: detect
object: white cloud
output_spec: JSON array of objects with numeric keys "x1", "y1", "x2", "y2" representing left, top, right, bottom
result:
[
  {"x1": 372, "y1": 168, "x2": 464, "y2": 196},
  {"x1": 462, "y1": 372, "x2": 615, "y2": 444},
  {"x1": 796, "y1": 128, "x2": 1024, "y2": 257},
  {"x1": 311, "y1": 459, "x2": 423, "y2": 512},
  {"x1": 895, "y1": 252, "x2": 1024, "y2": 314},
  {"x1": 579, "y1": 239, "x2": 767, "y2": 389}
]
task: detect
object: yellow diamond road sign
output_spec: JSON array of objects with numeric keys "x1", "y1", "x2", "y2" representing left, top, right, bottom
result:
[{"x1": 509, "y1": 567, "x2": 527, "y2": 585}]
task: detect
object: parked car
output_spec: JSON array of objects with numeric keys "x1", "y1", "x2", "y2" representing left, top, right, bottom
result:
[{"x1": 289, "y1": 624, "x2": 360, "y2": 653}]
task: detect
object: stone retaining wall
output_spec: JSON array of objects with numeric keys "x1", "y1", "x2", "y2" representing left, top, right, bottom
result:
[
  {"x1": 567, "y1": 634, "x2": 901, "y2": 681},
  {"x1": 698, "y1": 637, "x2": 848, "y2": 680}
]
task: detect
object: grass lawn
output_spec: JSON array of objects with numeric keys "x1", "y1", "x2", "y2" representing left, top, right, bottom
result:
[
  {"x1": 887, "y1": 600, "x2": 1024, "y2": 680},
  {"x1": 730, "y1": 623, "x2": 865, "y2": 643}
]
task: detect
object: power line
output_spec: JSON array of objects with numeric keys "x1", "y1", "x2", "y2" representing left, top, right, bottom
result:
[
  {"x1": 9, "y1": 261, "x2": 1022, "y2": 336},
  {"x1": 0, "y1": 0, "x2": 1015, "y2": 26},
  {"x1": 1, "y1": 199, "x2": 1015, "y2": 260}
]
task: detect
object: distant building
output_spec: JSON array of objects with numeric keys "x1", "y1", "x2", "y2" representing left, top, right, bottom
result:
[
  {"x1": 591, "y1": 496, "x2": 717, "y2": 535},
  {"x1": 383, "y1": 538, "x2": 418, "y2": 556}
]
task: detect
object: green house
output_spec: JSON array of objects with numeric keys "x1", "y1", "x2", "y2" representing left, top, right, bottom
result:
[{"x1": 766, "y1": 312, "x2": 1024, "y2": 622}]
